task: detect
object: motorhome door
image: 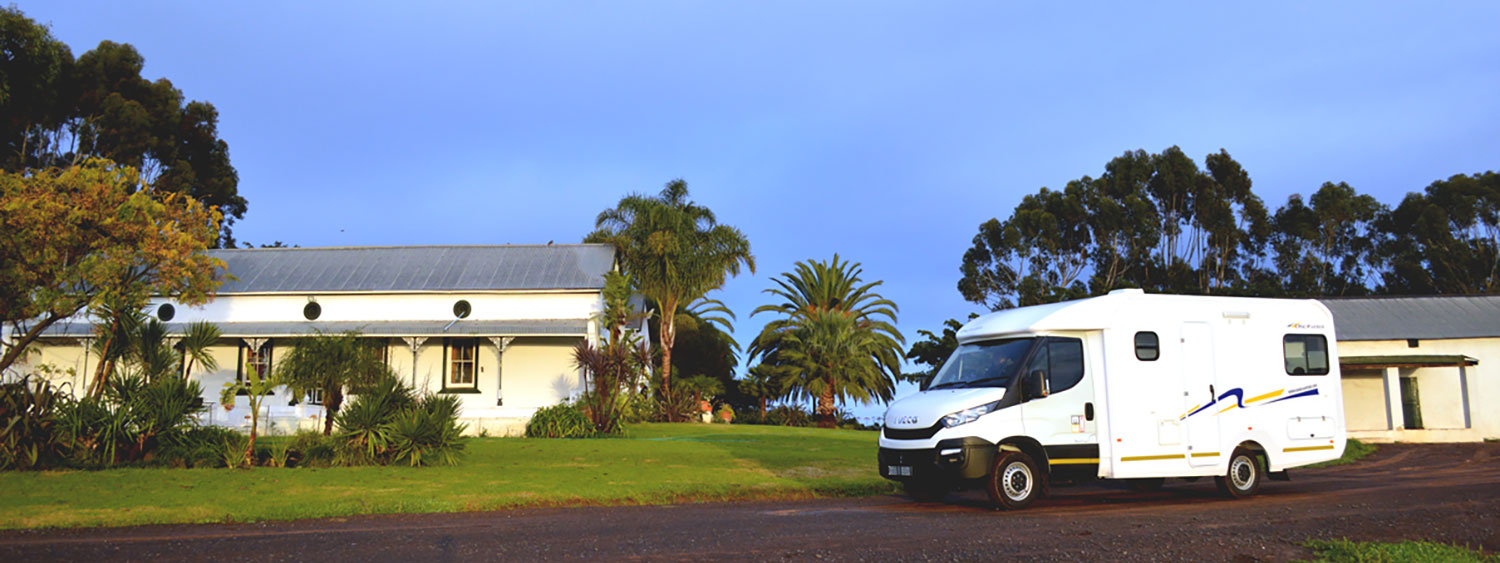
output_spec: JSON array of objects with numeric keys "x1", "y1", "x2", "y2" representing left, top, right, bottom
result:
[
  {"x1": 1180, "y1": 322, "x2": 1220, "y2": 467},
  {"x1": 1021, "y1": 337, "x2": 1097, "y2": 448}
]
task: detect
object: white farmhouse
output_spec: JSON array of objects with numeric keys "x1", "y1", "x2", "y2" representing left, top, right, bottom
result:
[
  {"x1": 9, "y1": 244, "x2": 624, "y2": 437},
  {"x1": 1323, "y1": 295, "x2": 1499, "y2": 443}
]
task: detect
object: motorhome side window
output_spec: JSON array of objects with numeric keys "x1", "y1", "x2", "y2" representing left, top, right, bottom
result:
[
  {"x1": 1025, "y1": 337, "x2": 1084, "y2": 394},
  {"x1": 1134, "y1": 332, "x2": 1159, "y2": 361},
  {"x1": 1046, "y1": 338, "x2": 1085, "y2": 393},
  {"x1": 1283, "y1": 334, "x2": 1329, "y2": 375}
]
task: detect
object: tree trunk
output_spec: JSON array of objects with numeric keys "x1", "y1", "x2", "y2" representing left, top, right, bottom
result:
[
  {"x1": 658, "y1": 297, "x2": 678, "y2": 421},
  {"x1": 816, "y1": 383, "x2": 837, "y2": 429},
  {"x1": 245, "y1": 404, "x2": 259, "y2": 467},
  {"x1": 323, "y1": 388, "x2": 343, "y2": 436},
  {"x1": 0, "y1": 314, "x2": 62, "y2": 379}
]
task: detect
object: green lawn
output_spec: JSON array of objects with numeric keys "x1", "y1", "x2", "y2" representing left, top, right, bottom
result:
[
  {"x1": 1303, "y1": 539, "x2": 1499, "y2": 562},
  {"x1": 0, "y1": 423, "x2": 895, "y2": 529}
]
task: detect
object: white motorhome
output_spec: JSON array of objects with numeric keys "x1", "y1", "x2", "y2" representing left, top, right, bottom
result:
[{"x1": 879, "y1": 290, "x2": 1346, "y2": 509}]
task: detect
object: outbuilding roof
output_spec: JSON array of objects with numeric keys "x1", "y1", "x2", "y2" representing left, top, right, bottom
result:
[
  {"x1": 207, "y1": 245, "x2": 615, "y2": 294},
  {"x1": 1319, "y1": 295, "x2": 1500, "y2": 341}
]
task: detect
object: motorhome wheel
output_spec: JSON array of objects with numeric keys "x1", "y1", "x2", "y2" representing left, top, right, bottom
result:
[
  {"x1": 1216, "y1": 447, "x2": 1263, "y2": 499},
  {"x1": 985, "y1": 451, "x2": 1042, "y2": 509}
]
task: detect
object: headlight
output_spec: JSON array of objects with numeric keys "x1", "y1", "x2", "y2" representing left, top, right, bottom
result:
[{"x1": 941, "y1": 400, "x2": 1001, "y2": 428}]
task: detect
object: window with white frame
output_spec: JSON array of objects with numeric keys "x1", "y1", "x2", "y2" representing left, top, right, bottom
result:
[{"x1": 446, "y1": 338, "x2": 478, "y2": 389}]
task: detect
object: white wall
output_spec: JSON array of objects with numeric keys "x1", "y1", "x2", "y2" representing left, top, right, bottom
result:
[
  {"x1": 1339, "y1": 337, "x2": 1498, "y2": 442},
  {"x1": 1340, "y1": 371, "x2": 1388, "y2": 432}
]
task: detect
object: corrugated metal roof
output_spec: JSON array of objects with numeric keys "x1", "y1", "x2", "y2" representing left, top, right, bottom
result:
[
  {"x1": 40, "y1": 319, "x2": 587, "y2": 338},
  {"x1": 1319, "y1": 295, "x2": 1500, "y2": 341},
  {"x1": 206, "y1": 245, "x2": 615, "y2": 293}
]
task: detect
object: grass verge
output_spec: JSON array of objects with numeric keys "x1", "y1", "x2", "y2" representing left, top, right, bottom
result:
[
  {"x1": 0, "y1": 423, "x2": 896, "y2": 530},
  {"x1": 1303, "y1": 539, "x2": 1499, "y2": 562},
  {"x1": 1307, "y1": 439, "x2": 1376, "y2": 468}
]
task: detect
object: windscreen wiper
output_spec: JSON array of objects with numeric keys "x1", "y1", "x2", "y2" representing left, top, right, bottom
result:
[
  {"x1": 925, "y1": 381, "x2": 969, "y2": 390},
  {"x1": 960, "y1": 376, "x2": 1011, "y2": 388}
]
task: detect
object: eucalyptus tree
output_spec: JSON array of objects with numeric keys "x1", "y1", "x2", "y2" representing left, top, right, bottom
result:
[
  {"x1": 1271, "y1": 182, "x2": 1385, "y2": 296},
  {"x1": 748, "y1": 256, "x2": 904, "y2": 428},
  {"x1": 958, "y1": 183, "x2": 1092, "y2": 310},
  {"x1": 1374, "y1": 171, "x2": 1499, "y2": 294},
  {"x1": 277, "y1": 331, "x2": 391, "y2": 435},
  {"x1": 587, "y1": 179, "x2": 754, "y2": 419}
]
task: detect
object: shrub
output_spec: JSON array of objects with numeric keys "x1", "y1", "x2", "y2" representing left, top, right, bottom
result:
[
  {"x1": 220, "y1": 433, "x2": 249, "y2": 469},
  {"x1": 333, "y1": 374, "x2": 415, "y2": 464},
  {"x1": 525, "y1": 403, "x2": 595, "y2": 438},
  {"x1": 386, "y1": 395, "x2": 467, "y2": 466},
  {"x1": 159, "y1": 426, "x2": 239, "y2": 468},
  {"x1": 288, "y1": 430, "x2": 336, "y2": 467},
  {"x1": 715, "y1": 404, "x2": 734, "y2": 423},
  {"x1": 0, "y1": 376, "x2": 70, "y2": 470},
  {"x1": 765, "y1": 405, "x2": 811, "y2": 427},
  {"x1": 331, "y1": 376, "x2": 467, "y2": 466}
]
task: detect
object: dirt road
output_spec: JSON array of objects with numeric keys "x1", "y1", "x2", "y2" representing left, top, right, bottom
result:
[{"x1": 2, "y1": 443, "x2": 1496, "y2": 561}]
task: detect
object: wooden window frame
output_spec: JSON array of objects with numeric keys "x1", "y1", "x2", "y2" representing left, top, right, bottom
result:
[{"x1": 443, "y1": 338, "x2": 480, "y2": 393}]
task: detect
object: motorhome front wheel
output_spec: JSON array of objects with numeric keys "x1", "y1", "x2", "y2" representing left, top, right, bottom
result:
[{"x1": 985, "y1": 451, "x2": 1042, "y2": 509}]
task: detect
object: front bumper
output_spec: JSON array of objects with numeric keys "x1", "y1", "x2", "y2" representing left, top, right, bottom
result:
[{"x1": 878, "y1": 437, "x2": 995, "y2": 482}]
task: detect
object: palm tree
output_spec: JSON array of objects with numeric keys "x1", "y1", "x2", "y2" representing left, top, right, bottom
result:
[
  {"x1": 277, "y1": 331, "x2": 390, "y2": 435},
  {"x1": 87, "y1": 301, "x2": 144, "y2": 398},
  {"x1": 178, "y1": 320, "x2": 221, "y2": 379},
  {"x1": 587, "y1": 179, "x2": 754, "y2": 420},
  {"x1": 748, "y1": 255, "x2": 904, "y2": 428}
]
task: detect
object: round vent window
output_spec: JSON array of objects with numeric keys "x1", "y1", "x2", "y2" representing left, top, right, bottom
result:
[
  {"x1": 304, "y1": 302, "x2": 322, "y2": 320},
  {"x1": 453, "y1": 300, "x2": 472, "y2": 319},
  {"x1": 157, "y1": 304, "x2": 175, "y2": 322}
]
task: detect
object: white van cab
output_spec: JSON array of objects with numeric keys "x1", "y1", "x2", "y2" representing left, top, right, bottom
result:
[{"x1": 879, "y1": 289, "x2": 1346, "y2": 509}]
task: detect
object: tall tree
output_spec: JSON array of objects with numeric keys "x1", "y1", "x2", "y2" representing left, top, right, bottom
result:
[
  {"x1": 959, "y1": 147, "x2": 1269, "y2": 309},
  {"x1": 587, "y1": 179, "x2": 754, "y2": 420},
  {"x1": 647, "y1": 296, "x2": 744, "y2": 411},
  {"x1": 1270, "y1": 182, "x2": 1385, "y2": 296},
  {"x1": 1375, "y1": 172, "x2": 1500, "y2": 294},
  {"x1": 748, "y1": 256, "x2": 904, "y2": 428},
  {"x1": 0, "y1": 7, "x2": 244, "y2": 246},
  {"x1": 0, "y1": 159, "x2": 224, "y2": 376},
  {"x1": 958, "y1": 183, "x2": 1092, "y2": 310}
]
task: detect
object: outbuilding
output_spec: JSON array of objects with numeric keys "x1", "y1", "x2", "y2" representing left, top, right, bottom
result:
[
  {"x1": 1321, "y1": 295, "x2": 1499, "y2": 443},
  {"x1": 11, "y1": 244, "x2": 623, "y2": 437}
]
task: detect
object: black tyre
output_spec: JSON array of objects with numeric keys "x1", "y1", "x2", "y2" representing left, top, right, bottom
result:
[
  {"x1": 985, "y1": 450, "x2": 1043, "y2": 510},
  {"x1": 902, "y1": 479, "x2": 950, "y2": 502},
  {"x1": 1214, "y1": 447, "x2": 1262, "y2": 499}
]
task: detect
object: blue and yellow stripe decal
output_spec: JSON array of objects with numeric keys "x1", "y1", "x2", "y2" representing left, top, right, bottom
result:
[{"x1": 1179, "y1": 384, "x2": 1319, "y2": 421}]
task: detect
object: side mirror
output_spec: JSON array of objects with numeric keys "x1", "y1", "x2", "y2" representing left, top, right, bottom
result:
[
  {"x1": 1026, "y1": 369, "x2": 1049, "y2": 399},
  {"x1": 919, "y1": 376, "x2": 932, "y2": 391}
]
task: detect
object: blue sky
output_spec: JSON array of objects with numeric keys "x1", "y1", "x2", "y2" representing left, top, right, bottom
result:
[{"x1": 27, "y1": 2, "x2": 1500, "y2": 418}]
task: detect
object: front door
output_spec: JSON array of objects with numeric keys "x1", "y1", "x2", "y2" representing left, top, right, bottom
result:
[
  {"x1": 1180, "y1": 322, "x2": 1220, "y2": 467},
  {"x1": 1022, "y1": 337, "x2": 1097, "y2": 451}
]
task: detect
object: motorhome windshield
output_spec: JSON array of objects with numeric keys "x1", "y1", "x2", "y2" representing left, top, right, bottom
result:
[{"x1": 927, "y1": 337, "x2": 1036, "y2": 390}]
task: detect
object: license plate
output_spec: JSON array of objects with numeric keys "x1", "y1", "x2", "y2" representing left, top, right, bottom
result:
[{"x1": 887, "y1": 465, "x2": 911, "y2": 476}]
